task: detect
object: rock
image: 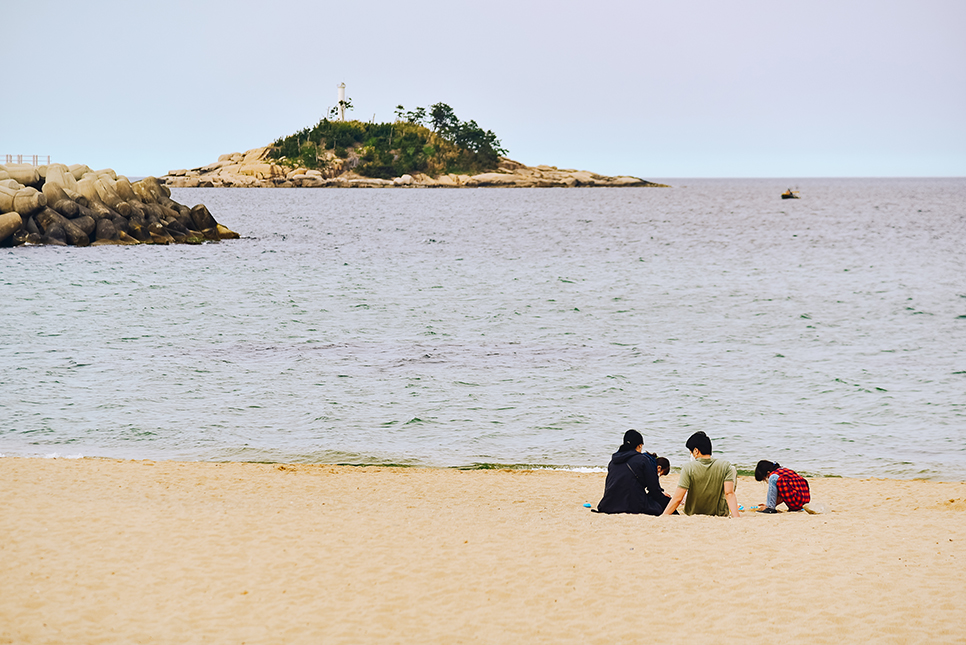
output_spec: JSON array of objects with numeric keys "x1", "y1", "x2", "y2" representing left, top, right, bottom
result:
[
  {"x1": 68, "y1": 164, "x2": 92, "y2": 181},
  {"x1": 92, "y1": 228, "x2": 140, "y2": 245},
  {"x1": 217, "y1": 224, "x2": 240, "y2": 239},
  {"x1": 498, "y1": 158, "x2": 527, "y2": 172},
  {"x1": 73, "y1": 215, "x2": 96, "y2": 236},
  {"x1": 161, "y1": 145, "x2": 665, "y2": 189},
  {"x1": 94, "y1": 177, "x2": 125, "y2": 210},
  {"x1": 127, "y1": 221, "x2": 150, "y2": 242},
  {"x1": 238, "y1": 164, "x2": 283, "y2": 180},
  {"x1": 0, "y1": 164, "x2": 40, "y2": 187},
  {"x1": 165, "y1": 218, "x2": 190, "y2": 236},
  {"x1": 135, "y1": 177, "x2": 169, "y2": 204},
  {"x1": 294, "y1": 175, "x2": 324, "y2": 187},
  {"x1": 114, "y1": 201, "x2": 133, "y2": 218},
  {"x1": 189, "y1": 204, "x2": 217, "y2": 231},
  {"x1": 0, "y1": 211, "x2": 22, "y2": 242},
  {"x1": 13, "y1": 188, "x2": 47, "y2": 217},
  {"x1": 94, "y1": 217, "x2": 119, "y2": 241},
  {"x1": 345, "y1": 178, "x2": 393, "y2": 188},
  {"x1": 0, "y1": 186, "x2": 18, "y2": 213},
  {"x1": 63, "y1": 188, "x2": 88, "y2": 208},
  {"x1": 131, "y1": 180, "x2": 155, "y2": 203},
  {"x1": 168, "y1": 169, "x2": 188, "y2": 177},
  {"x1": 412, "y1": 174, "x2": 438, "y2": 186},
  {"x1": 611, "y1": 176, "x2": 650, "y2": 186},
  {"x1": 52, "y1": 199, "x2": 80, "y2": 218},
  {"x1": 12, "y1": 228, "x2": 39, "y2": 245},
  {"x1": 73, "y1": 202, "x2": 96, "y2": 221},
  {"x1": 75, "y1": 177, "x2": 101, "y2": 206},
  {"x1": 202, "y1": 160, "x2": 230, "y2": 171},
  {"x1": 114, "y1": 177, "x2": 138, "y2": 201},
  {"x1": 36, "y1": 208, "x2": 89, "y2": 246},
  {"x1": 93, "y1": 168, "x2": 118, "y2": 181},
  {"x1": 147, "y1": 221, "x2": 175, "y2": 244},
  {"x1": 242, "y1": 147, "x2": 270, "y2": 164},
  {"x1": 42, "y1": 181, "x2": 71, "y2": 207},
  {"x1": 469, "y1": 173, "x2": 522, "y2": 187},
  {"x1": 44, "y1": 164, "x2": 79, "y2": 191},
  {"x1": 165, "y1": 176, "x2": 198, "y2": 188},
  {"x1": 43, "y1": 224, "x2": 68, "y2": 245},
  {"x1": 2, "y1": 158, "x2": 233, "y2": 247}
]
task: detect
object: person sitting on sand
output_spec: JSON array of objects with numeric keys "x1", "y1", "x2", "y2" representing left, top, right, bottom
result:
[
  {"x1": 596, "y1": 430, "x2": 670, "y2": 515},
  {"x1": 754, "y1": 460, "x2": 810, "y2": 513},
  {"x1": 643, "y1": 452, "x2": 671, "y2": 477},
  {"x1": 661, "y1": 431, "x2": 740, "y2": 517}
]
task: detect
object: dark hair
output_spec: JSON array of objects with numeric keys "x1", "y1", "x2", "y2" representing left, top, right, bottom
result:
[
  {"x1": 619, "y1": 429, "x2": 644, "y2": 452},
  {"x1": 685, "y1": 431, "x2": 712, "y2": 456},
  {"x1": 656, "y1": 456, "x2": 670, "y2": 476},
  {"x1": 755, "y1": 460, "x2": 780, "y2": 481}
]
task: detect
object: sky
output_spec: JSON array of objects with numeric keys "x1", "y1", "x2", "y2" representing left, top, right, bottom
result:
[{"x1": 3, "y1": 0, "x2": 964, "y2": 178}]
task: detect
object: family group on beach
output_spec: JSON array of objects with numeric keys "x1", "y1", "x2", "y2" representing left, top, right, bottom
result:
[{"x1": 596, "y1": 430, "x2": 811, "y2": 517}]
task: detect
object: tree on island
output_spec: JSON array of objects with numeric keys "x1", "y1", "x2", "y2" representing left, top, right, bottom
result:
[
  {"x1": 429, "y1": 103, "x2": 458, "y2": 136},
  {"x1": 329, "y1": 97, "x2": 354, "y2": 120},
  {"x1": 269, "y1": 103, "x2": 506, "y2": 179}
]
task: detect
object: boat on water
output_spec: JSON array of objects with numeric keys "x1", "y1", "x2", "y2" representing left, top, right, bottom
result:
[{"x1": 781, "y1": 189, "x2": 800, "y2": 199}]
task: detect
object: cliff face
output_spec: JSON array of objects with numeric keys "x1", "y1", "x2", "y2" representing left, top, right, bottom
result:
[{"x1": 161, "y1": 147, "x2": 668, "y2": 188}]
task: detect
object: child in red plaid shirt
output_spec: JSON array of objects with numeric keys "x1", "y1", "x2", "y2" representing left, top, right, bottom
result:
[{"x1": 754, "y1": 461, "x2": 810, "y2": 512}]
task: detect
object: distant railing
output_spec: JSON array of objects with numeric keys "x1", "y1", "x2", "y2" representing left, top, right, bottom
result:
[{"x1": 2, "y1": 154, "x2": 51, "y2": 166}]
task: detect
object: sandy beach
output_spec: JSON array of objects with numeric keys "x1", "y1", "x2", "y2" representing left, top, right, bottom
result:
[{"x1": 2, "y1": 458, "x2": 965, "y2": 644}]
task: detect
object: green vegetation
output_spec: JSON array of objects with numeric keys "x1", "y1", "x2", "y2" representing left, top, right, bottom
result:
[{"x1": 268, "y1": 102, "x2": 507, "y2": 179}]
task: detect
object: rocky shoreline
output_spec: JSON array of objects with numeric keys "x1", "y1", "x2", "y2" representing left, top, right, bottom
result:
[
  {"x1": 0, "y1": 163, "x2": 237, "y2": 247},
  {"x1": 162, "y1": 147, "x2": 668, "y2": 189}
]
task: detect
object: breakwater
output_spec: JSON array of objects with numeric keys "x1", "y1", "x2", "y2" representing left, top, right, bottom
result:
[{"x1": 0, "y1": 163, "x2": 237, "y2": 247}]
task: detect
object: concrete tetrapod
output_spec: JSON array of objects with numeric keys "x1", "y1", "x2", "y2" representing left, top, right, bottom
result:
[
  {"x1": 0, "y1": 212, "x2": 22, "y2": 243},
  {"x1": 0, "y1": 162, "x2": 238, "y2": 247}
]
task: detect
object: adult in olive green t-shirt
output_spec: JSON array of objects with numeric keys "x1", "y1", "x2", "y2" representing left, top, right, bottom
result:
[{"x1": 662, "y1": 431, "x2": 740, "y2": 517}]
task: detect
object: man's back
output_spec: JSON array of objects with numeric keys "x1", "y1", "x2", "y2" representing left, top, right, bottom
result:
[{"x1": 678, "y1": 457, "x2": 736, "y2": 516}]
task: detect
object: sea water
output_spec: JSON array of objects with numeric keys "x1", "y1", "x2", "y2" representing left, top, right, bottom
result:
[{"x1": 1, "y1": 178, "x2": 964, "y2": 480}]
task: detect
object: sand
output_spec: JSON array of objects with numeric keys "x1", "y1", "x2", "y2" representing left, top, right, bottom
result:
[{"x1": 2, "y1": 458, "x2": 965, "y2": 644}]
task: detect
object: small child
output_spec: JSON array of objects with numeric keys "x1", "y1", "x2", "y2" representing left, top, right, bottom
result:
[
  {"x1": 646, "y1": 452, "x2": 671, "y2": 476},
  {"x1": 754, "y1": 460, "x2": 810, "y2": 513}
]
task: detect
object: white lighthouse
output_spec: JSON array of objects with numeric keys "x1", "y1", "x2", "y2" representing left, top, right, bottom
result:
[{"x1": 337, "y1": 82, "x2": 346, "y2": 121}]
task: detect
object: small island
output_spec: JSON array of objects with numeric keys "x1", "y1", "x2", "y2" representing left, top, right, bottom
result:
[{"x1": 162, "y1": 103, "x2": 668, "y2": 189}]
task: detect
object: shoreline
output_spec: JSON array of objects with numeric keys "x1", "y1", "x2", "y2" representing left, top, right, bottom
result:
[
  {"x1": 3, "y1": 457, "x2": 965, "y2": 643},
  {"x1": 160, "y1": 147, "x2": 668, "y2": 189},
  {"x1": 2, "y1": 453, "x2": 963, "y2": 483}
]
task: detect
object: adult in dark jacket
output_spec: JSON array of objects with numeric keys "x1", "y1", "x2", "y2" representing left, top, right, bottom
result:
[{"x1": 596, "y1": 429, "x2": 669, "y2": 515}]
